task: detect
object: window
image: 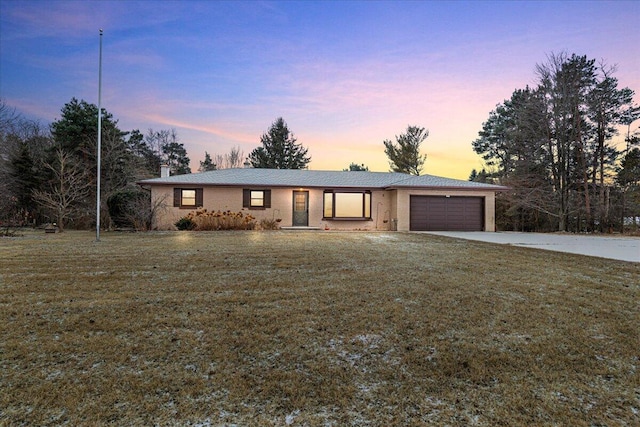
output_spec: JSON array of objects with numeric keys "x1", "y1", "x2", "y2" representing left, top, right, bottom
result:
[
  {"x1": 243, "y1": 189, "x2": 271, "y2": 209},
  {"x1": 250, "y1": 190, "x2": 264, "y2": 207},
  {"x1": 173, "y1": 188, "x2": 203, "y2": 208},
  {"x1": 323, "y1": 190, "x2": 371, "y2": 219},
  {"x1": 182, "y1": 189, "x2": 196, "y2": 207}
]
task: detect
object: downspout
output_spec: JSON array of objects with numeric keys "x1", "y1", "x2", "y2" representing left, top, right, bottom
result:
[{"x1": 375, "y1": 202, "x2": 383, "y2": 230}]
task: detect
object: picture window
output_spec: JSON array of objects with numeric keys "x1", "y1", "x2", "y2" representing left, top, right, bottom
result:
[{"x1": 323, "y1": 190, "x2": 371, "y2": 220}]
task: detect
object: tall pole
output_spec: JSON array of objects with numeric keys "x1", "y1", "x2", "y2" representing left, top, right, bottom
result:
[{"x1": 96, "y1": 29, "x2": 103, "y2": 242}]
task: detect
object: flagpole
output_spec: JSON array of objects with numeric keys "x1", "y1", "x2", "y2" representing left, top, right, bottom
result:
[{"x1": 96, "y1": 29, "x2": 103, "y2": 242}]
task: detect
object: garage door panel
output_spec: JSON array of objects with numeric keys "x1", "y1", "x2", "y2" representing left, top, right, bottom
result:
[
  {"x1": 410, "y1": 196, "x2": 484, "y2": 231},
  {"x1": 448, "y1": 199, "x2": 468, "y2": 207}
]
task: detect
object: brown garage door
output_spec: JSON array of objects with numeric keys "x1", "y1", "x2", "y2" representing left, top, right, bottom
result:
[{"x1": 410, "y1": 196, "x2": 484, "y2": 231}]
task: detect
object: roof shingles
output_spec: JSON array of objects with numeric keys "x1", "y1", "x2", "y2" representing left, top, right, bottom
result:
[{"x1": 138, "y1": 168, "x2": 507, "y2": 190}]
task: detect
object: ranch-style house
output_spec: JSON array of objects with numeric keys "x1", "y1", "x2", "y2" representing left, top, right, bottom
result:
[{"x1": 138, "y1": 167, "x2": 508, "y2": 231}]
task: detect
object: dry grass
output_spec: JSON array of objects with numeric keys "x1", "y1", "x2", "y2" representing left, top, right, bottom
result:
[{"x1": 0, "y1": 230, "x2": 638, "y2": 426}]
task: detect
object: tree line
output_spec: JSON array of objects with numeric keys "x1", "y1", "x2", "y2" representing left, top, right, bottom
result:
[
  {"x1": 0, "y1": 97, "x2": 430, "y2": 231},
  {"x1": 0, "y1": 98, "x2": 196, "y2": 230},
  {"x1": 246, "y1": 117, "x2": 429, "y2": 175},
  {"x1": 15, "y1": 51, "x2": 638, "y2": 235},
  {"x1": 471, "y1": 53, "x2": 639, "y2": 233}
]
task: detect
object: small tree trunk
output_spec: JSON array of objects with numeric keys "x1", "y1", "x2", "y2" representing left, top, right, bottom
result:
[
  {"x1": 558, "y1": 211, "x2": 566, "y2": 232},
  {"x1": 57, "y1": 211, "x2": 65, "y2": 231}
]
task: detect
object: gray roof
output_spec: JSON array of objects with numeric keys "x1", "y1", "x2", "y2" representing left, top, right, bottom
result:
[{"x1": 138, "y1": 168, "x2": 507, "y2": 190}]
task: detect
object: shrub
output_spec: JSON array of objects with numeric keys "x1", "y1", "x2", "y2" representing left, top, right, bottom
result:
[
  {"x1": 259, "y1": 218, "x2": 281, "y2": 230},
  {"x1": 107, "y1": 188, "x2": 151, "y2": 228},
  {"x1": 175, "y1": 217, "x2": 196, "y2": 230},
  {"x1": 178, "y1": 209, "x2": 256, "y2": 231}
]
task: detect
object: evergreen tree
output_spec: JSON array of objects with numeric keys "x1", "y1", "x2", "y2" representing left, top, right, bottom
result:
[
  {"x1": 618, "y1": 148, "x2": 640, "y2": 187},
  {"x1": 199, "y1": 152, "x2": 217, "y2": 172},
  {"x1": 162, "y1": 141, "x2": 191, "y2": 175},
  {"x1": 47, "y1": 98, "x2": 164, "y2": 227},
  {"x1": 617, "y1": 147, "x2": 640, "y2": 230},
  {"x1": 127, "y1": 129, "x2": 162, "y2": 178},
  {"x1": 383, "y1": 125, "x2": 428, "y2": 175},
  {"x1": 0, "y1": 100, "x2": 51, "y2": 224},
  {"x1": 9, "y1": 141, "x2": 40, "y2": 211},
  {"x1": 344, "y1": 162, "x2": 369, "y2": 171},
  {"x1": 248, "y1": 117, "x2": 310, "y2": 169},
  {"x1": 143, "y1": 129, "x2": 191, "y2": 175},
  {"x1": 473, "y1": 53, "x2": 637, "y2": 232},
  {"x1": 50, "y1": 98, "x2": 124, "y2": 163},
  {"x1": 468, "y1": 168, "x2": 493, "y2": 183}
]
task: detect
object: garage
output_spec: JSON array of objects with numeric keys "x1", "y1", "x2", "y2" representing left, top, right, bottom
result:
[{"x1": 410, "y1": 196, "x2": 484, "y2": 231}]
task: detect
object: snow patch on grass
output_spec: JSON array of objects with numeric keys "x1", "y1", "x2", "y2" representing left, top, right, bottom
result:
[{"x1": 285, "y1": 409, "x2": 300, "y2": 425}]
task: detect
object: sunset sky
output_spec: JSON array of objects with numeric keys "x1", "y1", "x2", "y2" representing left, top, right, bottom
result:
[{"x1": 1, "y1": 0, "x2": 638, "y2": 179}]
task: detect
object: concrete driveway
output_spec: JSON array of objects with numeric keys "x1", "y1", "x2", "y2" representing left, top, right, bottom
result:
[{"x1": 425, "y1": 232, "x2": 640, "y2": 263}]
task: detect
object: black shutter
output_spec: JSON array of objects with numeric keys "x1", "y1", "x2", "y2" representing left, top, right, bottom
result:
[
  {"x1": 242, "y1": 189, "x2": 250, "y2": 208},
  {"x1": 264, "y1": 190, "x2": 271, "y2": 208},
  {"x1": 173, "y1": 188, "x2": 181, "y2": 207},
  {"x1": 195, "y1": 188, "x2": 204, "y2": 207}
]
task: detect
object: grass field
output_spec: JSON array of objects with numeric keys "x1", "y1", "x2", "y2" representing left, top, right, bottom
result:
[{"x1": 1, "y1": 230, "x2": 638, "y2": 426}]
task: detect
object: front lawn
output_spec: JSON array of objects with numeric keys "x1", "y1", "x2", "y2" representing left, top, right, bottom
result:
[{"x1": 1, "y1": 231, "x2": 638, "y2": 426}]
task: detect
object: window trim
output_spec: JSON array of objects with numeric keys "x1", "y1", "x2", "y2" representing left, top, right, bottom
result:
[
  {"x1": 322, "y1": 190, "x2": 372, "y2": 220},
  {"x1": 173, "y1": 188, "x2": 203, "y2": 209},
  {"x1": 243, "y1": 189, "x2": 271, "y2": 210}
]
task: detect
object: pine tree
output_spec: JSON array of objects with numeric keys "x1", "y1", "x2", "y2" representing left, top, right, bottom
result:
[
  {"x1": 248, "y1": 118, "x2": 310, "y2": 169},
  {"x1": 383, "y1": 126, "x2": 428, "y2": 175},
  {"x1": 199, "y1": 152, "x2": 217, "y2": 172},
  {"x1": 344, "y1": 162, "x2": 369, "y2": 171}
]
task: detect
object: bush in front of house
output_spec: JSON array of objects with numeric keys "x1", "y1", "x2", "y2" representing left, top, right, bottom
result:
[
  {"x1": 176, "y1": 209, "x2": 256, "y2": 231},
  {"x1": 175, "y1": 217, "x2": 196, "y2": 230},
  {"x1": 259, "y1": 218, "x2": 281, "y2": 230}
]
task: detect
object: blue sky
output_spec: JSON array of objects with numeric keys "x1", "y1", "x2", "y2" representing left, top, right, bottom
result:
[{"x1": 1, "y1": 0, "x2": 638, "y2": 178}]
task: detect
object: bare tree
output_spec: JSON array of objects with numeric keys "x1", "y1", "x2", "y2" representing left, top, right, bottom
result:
[
  {"x1": 227, "y1": 145, "x2": 245, "y2": 168},
  {"x1": 143, "y1": 128, "x2": 191, "y2": 175},
  {"x1": 125, "y1": 193, "x2": 168, "y2": 231},
  {"x1": 0, "y1": 175, "x2": 17, "y2": 233},
  {"x1": 476, "y1": 53, "x2": 636, "y2": 232},
  {"x1": 0, "y1": 100, "x2": 22, "y2": 227},
  {"x1": 32, "y1": 148, "x2": 92, "y2": 230},
  {"x1": 0, "y1": 98, "x2": 20, "y2": 137},
  {"x1": 101, "y1": 126, "x2": 137, "y2": 196},
  {"x1": 213, "y1": 146, "x2": 245, "y2": 169},
  {"x1": 0, "y1": 100, "x2": 53, "y2": 226},
  {"x1": 0, "y1": 100, "x2": 25, "y2": 183}
]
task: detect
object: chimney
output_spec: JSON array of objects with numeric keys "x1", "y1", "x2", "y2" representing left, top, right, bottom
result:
[{"x1": 160, "y1": 164, "x2": 170, "y2": 178}]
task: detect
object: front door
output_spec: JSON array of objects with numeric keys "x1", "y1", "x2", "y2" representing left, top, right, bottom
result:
[{"x1": 292, "y1": 191, "x2": 309, "y2": 226}]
